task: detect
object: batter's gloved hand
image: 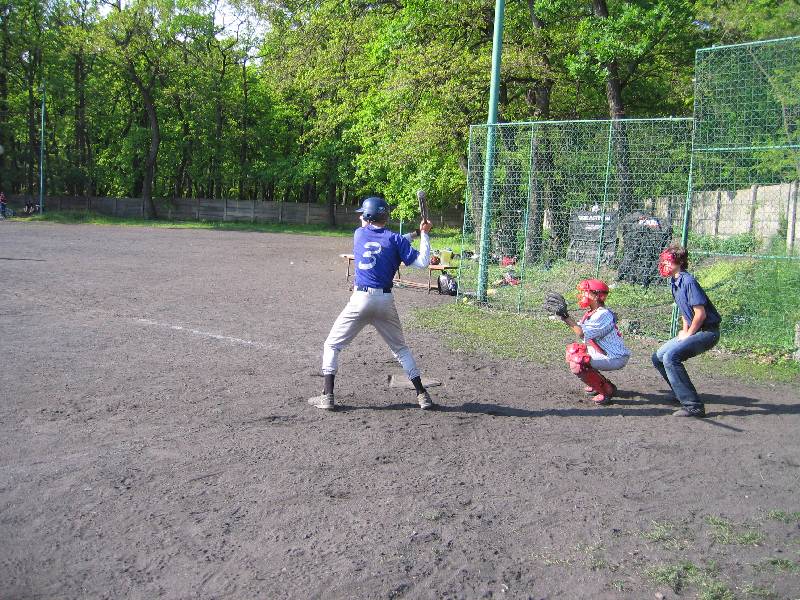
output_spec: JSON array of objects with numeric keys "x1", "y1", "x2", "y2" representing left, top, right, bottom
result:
[{"x1": 542, "y1": 291, "x2": 569, "y2": 318}]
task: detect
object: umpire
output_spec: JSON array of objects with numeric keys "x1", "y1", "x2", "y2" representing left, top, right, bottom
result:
[{"x1": 652, "y1": 244, "x2": 722, "y2": 418}]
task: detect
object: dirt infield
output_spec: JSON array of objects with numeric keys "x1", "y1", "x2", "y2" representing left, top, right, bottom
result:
[{"x1": 1, "y1": 222, "x2": 798, "y2": 599}]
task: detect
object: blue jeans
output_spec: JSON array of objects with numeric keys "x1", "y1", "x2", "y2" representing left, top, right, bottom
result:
[{"x1": 652, "y1": 330, "x2": 720, "y2": 412}]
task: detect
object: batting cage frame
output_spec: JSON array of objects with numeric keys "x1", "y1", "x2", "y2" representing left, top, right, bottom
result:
[{"x1": 458, "y1": 35, "x2": 799, "y2": 357}]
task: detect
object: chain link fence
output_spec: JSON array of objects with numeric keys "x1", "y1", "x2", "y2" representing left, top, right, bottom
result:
[
  {"x1": 459, "y1": 118, "x2": 693, "y2": 341},
  {"x1": 458, "y1": 36, "x2": 800, "y2": 357},
  {"x1": 687, "y1": 36, "x2": 800, "y2": 355}
]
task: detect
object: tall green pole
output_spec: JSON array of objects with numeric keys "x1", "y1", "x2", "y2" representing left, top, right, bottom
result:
[
  {"x1": 39, "y1": 84, "x2": 45, "y2": 214},
  {"x1": 476, "y1": 0, "x2": 505, "y2": 302}
]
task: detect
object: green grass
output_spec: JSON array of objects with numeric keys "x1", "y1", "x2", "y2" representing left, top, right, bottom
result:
[
  {"x1": 409, "y1": 302, "x2": 799, "y2": 383},
  {"x1": 694, "y1": 256, "x2": 800, "y2": 357},
  {"x1": 641, "y1": 520, "x2": 690, "y2": 550},
  {"x1": 646, "y1": 561, "x2": 734, "y2": 599},
  {"x1": 456, "y1": 250, "x2": 800, "y2": 360},
  {"x1": 706, "y1": 516, "x2": 764, "y2": 546},
  {"x1": 765, "y1": 510, "x2": 800, "y2": 523},
  {"x1": 739, "y1": 584, "x2": 776, "y2": 599},
  {"x1": 756, "y1": 557, "x2": 800, "y2": 573},
  {"x1": 695, "y1": 352, "x2": 800, "y2": 383},
  {"x1": 409, "y1": 302, "x2": 569, "y2": 364}
]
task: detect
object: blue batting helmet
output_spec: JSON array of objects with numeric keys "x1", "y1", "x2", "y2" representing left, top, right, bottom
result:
[{"x1": 356, "y1": 196, "x2": 390, "y2": 222}]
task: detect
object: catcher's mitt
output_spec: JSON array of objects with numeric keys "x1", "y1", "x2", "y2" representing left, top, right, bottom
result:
[{"x1": 542, "y1": 291, "x2": 569, "y2": 318}]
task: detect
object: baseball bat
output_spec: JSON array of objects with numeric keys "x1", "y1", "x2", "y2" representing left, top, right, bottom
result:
[{"x1": 417, "y1": 189, "x2": 429, "y2": 223}]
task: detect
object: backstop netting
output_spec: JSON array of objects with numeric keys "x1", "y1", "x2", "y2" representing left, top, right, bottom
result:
[
  {"x1": 459, "y1": 118, "x2": 693, "y2": 341},
  {"x1": 688, "y1": 36, "x2": 800, "y2": 355},
  {"x1": 459, "y1": 36, "x2": 799, "y2": 357}
]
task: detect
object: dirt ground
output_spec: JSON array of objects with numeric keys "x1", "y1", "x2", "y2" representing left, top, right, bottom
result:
[{"x1": 1, "y1": 222, "x2": 798, "y2": 600}]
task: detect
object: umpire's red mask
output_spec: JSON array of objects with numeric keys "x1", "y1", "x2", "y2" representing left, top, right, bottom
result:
[{"x1": 658, "y1": 250, "x2": 676, "y2": 277}]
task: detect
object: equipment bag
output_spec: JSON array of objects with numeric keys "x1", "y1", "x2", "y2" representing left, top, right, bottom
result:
[{"x1": 437, "y1": 272, "x2": 458, "y2": 296}]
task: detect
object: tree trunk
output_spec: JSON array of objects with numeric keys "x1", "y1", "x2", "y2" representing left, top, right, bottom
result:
[
  {"x1": 593, "y1": 0, "x2": 634, "y2": 218},
  {"x1": 173, "y1": 93, "x2": 190, "y2": 199},
  {"x1": 130, "y1": 66, "x2": 159, "y2": 218},
  {"x1": 0, "y1": 6, "x2": 9, "y2": 190},
  {"x1": 74, "y1": 47, "x2": 88, "y2": 195},
  {"x1": 213, "y1": 95, "x2": 223, "y2": 198},
  {"x1": 525, "y1": 0, "x2": 554, "y2": 263},
  {"x1": 326, "y1": 156, "x2": 337, "y2": 226},
  {"x1": 239, "y1": 58, "x2": 248, "y2": 200},
  {"x1": 27, "y1": 59, "x2": 36, "y2": 197}
]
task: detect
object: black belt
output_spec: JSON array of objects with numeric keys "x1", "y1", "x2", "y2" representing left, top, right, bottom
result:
[
  {"x1": 701, "y1": 323, "x2": 720, "y2": 332},
  {"x1": 355, "y1": 286, "x2": 392, "y2": 293}
]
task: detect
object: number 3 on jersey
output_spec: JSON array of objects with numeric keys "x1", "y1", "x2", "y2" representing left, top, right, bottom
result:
[{"x1": 358, "y1": 241, "x2": 382, "y2": 270}]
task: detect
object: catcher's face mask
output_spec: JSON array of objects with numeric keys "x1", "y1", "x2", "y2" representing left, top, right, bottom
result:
[
  {"x1": 577, "y1": 279, "x2": 608, "y2": 309},
  {"x1": 658, "y1": 250, "x2": 676, "y2": 277},
  {"x1": 577, "y1": 290, "x2": 593, "y2": 309}
]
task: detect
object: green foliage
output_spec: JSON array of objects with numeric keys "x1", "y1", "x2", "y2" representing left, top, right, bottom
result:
[
  {"x1": 689, "y1": 232, "x2": 760, "y2": 255},
  {"x1": 693, "y1": 256, "x2": 800, "y2": 356},
  {"x1": 0, "y1": 0, "x2": 771, "y2": 207}
]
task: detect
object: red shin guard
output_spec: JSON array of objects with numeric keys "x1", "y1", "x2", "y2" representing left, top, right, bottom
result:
[{"x1": 566, "y1": 343, "x2": 616, "y2": 404}]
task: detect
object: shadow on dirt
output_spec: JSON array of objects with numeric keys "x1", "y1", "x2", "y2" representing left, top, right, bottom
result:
[
  {"x1": 627, "y1": 390, "x2": 800, "y2": 417},
  {"x1": 335, "y1": 389, "x2": 797, "y2": 423}
]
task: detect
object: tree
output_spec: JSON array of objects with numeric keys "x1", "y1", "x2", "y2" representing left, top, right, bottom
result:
[{"x1": 98, "y1": 0, "x2": 179, "y2": 217}]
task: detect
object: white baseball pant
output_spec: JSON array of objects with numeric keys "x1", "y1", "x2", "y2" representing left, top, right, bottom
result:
[
  {"x1": 587, "y1": 345, "x2": 629, "y2": 371},
  {"x1": 322, "y1": 289, "x2": 420, "y2": 379}
]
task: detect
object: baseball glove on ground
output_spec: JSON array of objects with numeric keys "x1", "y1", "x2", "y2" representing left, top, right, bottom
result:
[{"x1": 542, "y1": 291, "x2": 569, "y2": 318}]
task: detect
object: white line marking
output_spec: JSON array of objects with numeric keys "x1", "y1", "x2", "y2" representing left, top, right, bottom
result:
[{"x1": 135, "y1": 318, "x2": 270, "y2": 349}]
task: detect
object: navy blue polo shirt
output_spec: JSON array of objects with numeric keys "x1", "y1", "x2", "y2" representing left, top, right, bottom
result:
[{"x1": 671, "y1": 271, "x2": 721, "y2": 327}]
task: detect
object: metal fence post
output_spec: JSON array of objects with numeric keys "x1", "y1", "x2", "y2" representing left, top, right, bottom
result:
[
  {"x1": 477, "y1": 0, "x2": 505, "y2": 303},
  {"x1": 457, "y1": 126, "x2": 475, "y2": 303},
  {"x1": 787, "y1": 181, "x2": 798, "y2": 255},
  {"x1": 517, "y1": 124, "x2": 536, "y2": 312},
  {"x1": 594, "y1": 119, "x2": 615, "y2": 278}
]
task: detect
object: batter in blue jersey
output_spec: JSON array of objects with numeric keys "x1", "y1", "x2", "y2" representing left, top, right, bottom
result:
[
  {"x1": 353, "y1": 226, "x2": 420, "y2": 289},
  {"x1": 308, "y1": 196, "x2": 435, "y2": 411}
]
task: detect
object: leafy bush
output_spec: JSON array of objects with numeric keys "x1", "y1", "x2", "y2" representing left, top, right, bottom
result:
[{"x1": 688, "y1": 232, "x2": 759, "y2": 255}]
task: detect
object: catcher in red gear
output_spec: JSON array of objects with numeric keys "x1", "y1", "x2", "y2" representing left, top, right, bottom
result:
[{"x1": 543, "y1": 280, "x2": 631, "y2": 405}]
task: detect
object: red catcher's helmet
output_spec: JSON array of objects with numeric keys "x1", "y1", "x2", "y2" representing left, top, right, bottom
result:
[
  {"x1": 577, "y1": 279, "x2": 610, "y2": 295},
  {"x1": 577, "y1": 279, "x2": 609, "y2": 308}
]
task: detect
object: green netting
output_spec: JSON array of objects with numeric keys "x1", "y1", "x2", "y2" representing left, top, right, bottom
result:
[
  {"x1": 687, "y1": 36, "x2": 800, "y2": 355},
  {"x1": 459, "y1": 118, "x2": 693, "y2": 341},
  {"x1": 458, "y1": 36, "x2": 800, "y2": 356}
]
